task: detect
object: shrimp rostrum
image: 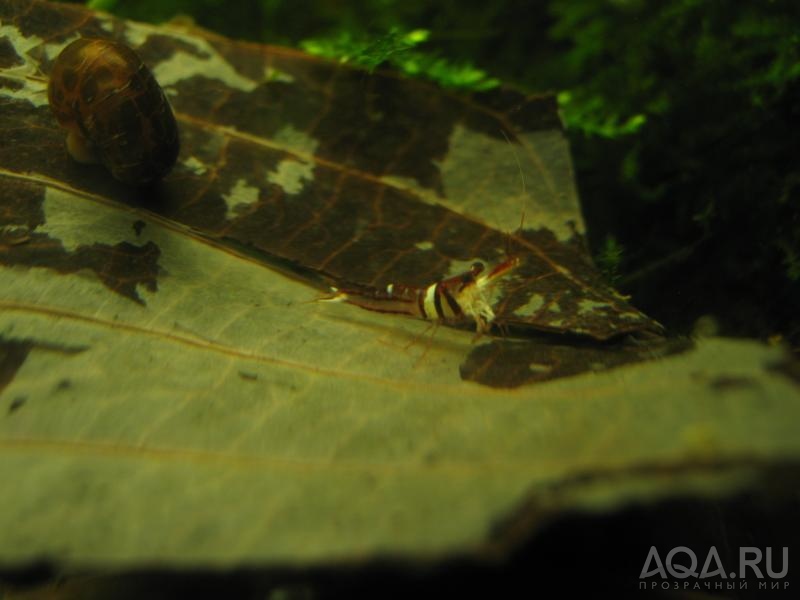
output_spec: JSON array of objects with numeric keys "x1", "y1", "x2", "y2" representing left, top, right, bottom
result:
[{"x1": 322, "y1": 257, "x2": 521, "y2": 335}]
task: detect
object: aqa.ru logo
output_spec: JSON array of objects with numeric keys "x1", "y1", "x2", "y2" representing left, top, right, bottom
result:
[{"x1": 639, "y1": 546, "x2": 789, "y2": 592}]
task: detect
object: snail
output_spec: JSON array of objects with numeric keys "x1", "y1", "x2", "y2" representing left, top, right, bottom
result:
[{"x1": 48, "y1": 38, "x2": 180, "y2": 185}]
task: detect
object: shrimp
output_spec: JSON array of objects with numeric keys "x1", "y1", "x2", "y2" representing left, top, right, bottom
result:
[
  {"x1": 323, "y1": 130, "x2": 528, "y2": 336},
  {"x1": 322, "y1": 256, "x2": 520, "y2": 334}
]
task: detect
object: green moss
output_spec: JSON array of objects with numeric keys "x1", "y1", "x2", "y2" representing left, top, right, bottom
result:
[
  {"x1": 86, "y1": 0, "x2": 116, "y2": 10},
  {"x1": 544, "y1": 0, "x2": 800, "y2": 342},
  {"x1": 783, "y1": 247, "x2": 800, "y2": 283},
  {"x1": 300, "y1": 28, "x2": 429, "y2": 71},
  {"x1": 595, "y1": 235, "x2": 625, "y2": 286},
  {"x1": 389, "y1": 51, "x2": 499, "y2": 91},
  {"x1": 301, "y1": 28, "x2": 499, "y2": 91}
]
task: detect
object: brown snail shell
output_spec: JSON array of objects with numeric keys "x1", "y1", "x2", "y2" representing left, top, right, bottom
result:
[{"x1": 48, "y1": 38, "x2": 180, "y2": 185}]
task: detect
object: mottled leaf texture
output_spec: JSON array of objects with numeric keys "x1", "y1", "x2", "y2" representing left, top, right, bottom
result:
[{"x1": 1, "y1": 0, "x2": 799, "y2": 573}]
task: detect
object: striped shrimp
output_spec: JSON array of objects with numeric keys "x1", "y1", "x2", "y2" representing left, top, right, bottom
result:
[
  {"x1": 324, "y1": 129, "x2": 527, "y2": 335},
  {"x1": 322, "y1": 256, "x2": 521, "y2": 334}
]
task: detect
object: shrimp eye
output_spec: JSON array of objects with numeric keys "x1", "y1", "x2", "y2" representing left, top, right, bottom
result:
[{"x1": 471, "y1": 262, "x2": 485, "y2": 275}]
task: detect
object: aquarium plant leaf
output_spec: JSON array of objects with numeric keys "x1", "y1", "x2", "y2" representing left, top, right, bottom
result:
[{"x1": 1, "y1": 0, "x2": 799, "y2": 573}]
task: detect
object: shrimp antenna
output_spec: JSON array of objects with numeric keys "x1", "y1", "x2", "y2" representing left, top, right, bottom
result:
[{"x1": 500, "y1": 128, "x2": 527, "y2": 234}]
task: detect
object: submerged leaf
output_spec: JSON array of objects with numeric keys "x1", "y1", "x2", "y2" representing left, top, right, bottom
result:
[{"x1": 0, "y1": 0, "x2": 798, "y2": 574}]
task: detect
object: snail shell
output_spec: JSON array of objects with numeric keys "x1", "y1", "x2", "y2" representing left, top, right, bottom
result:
[{"x1": 48, "y1": 38, "x2": 180, "y2": 185}]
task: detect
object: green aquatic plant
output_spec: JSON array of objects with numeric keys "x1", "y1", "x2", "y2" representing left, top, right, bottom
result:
[
  {"x1": 545, "y1": 0, "x2": 800, "y2": 342},
  {"x1": 300, "y1": 27, "x2": 429, "y2": 72},
  {"x1": 557, "y1": 91, "x2": 646, "y2": 138},
  {"x1": 391, "y1": 51, "x2": 500, "y2": 91},
  {"x1": 86, "y1": 0, "x2": 115, "y2": 10},
  {"x1": 301, "y1": 27, "x2": 499, "y2": 91},
  {"x1": 595, "y1": 235, "x2": 625, "y2": 286},
  {"x1": 782, "y1": 245, "x2": 800, "y2": 283}
]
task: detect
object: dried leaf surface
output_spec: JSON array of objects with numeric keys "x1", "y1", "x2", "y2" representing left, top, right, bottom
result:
[{"x1": 0, "y1": 0, "x2": 799, "y2": 571}]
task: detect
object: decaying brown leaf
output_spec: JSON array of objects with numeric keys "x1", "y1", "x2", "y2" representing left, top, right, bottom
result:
[{"x1": 0, "y1": 0, "x2": 668, "y2": 386}]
